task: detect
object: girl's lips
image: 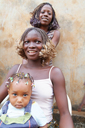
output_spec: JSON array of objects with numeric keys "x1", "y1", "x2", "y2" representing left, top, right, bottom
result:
[
  {"x1": 28, "y1": 51, "x2": 37, "y2": 55},
  {"x1": 42, "y1": 18, "x2": 48, "y2": 21},
  {"x1": 29, "y1": 51, "x2": 36, "y2": 53}
]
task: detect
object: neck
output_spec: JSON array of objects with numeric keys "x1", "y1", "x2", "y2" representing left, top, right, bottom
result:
[
  {"x1": 40, "y1": 26, "x2": 48, "y2": 32},
  {"x1": 25, "y1": 59, "x2": 43, "y2": 69}
]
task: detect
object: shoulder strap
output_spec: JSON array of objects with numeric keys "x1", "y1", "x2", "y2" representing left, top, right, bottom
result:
[
  {"x1": 25, "y1": 100, "x2": 32, "y2": 113},
  {"x1": 0, "y1": 113, "x2": 31, "y2": 124},
  {"x1": 49, "y1": 66, "x2": 54, "y2": 79},
  {"x1": 47, "y1": 30, "x2": 55, "y2": 40},
  {"x1": 16, "y1": 64, "x2": 22, "y2": 73},
  {"x1": 2, "y1": 101, "x2": 10, "y2": 114}
]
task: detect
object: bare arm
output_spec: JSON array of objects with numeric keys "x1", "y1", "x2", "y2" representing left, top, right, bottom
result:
[
  {"x1": 51, "y1": 67, "x2": 74, "y2": 128},
  {"x1": 0, "y1": 64, "x2": 19, "y2": 103},
  {"x1": 52, "y1": 30, "x2": 60, "y2": 47}
]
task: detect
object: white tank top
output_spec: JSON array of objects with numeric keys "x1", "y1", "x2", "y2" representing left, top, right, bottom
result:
[
  {"x1": 17, "y1": 64, "x2": 54, "y2": 123},
  {"x1": 31, "y1": 66, "x2": 54, "y2": 123}
]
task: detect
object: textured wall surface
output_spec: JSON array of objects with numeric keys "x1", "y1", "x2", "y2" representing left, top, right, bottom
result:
[{"x1": 0, "y1": 0, "x2": 85, "y2": 106}]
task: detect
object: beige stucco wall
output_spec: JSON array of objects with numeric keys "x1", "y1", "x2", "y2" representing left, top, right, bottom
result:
[{"x1": 0, "y1": 0, "x2": 85, "y2": 107}]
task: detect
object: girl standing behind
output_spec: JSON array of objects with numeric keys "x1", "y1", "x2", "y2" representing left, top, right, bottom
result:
[{"x1": 30, "y1": 2, "x2": 60, "y2": 47}]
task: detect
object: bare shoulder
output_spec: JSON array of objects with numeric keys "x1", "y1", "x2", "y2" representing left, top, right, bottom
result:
[
  {"x1": 1, "y1": 64, "x2": 20, "y2": 84},
  {"x1": 5, "y1": 64, "x2": 21, "y2": 79},
  {"x1": 9, "y1": 64, "x2": 20, "y2": 72},
  {"x1": 51, "y1": 66, "x2": 65, "y2": 82},
  {"x1": 52, "y1": 30, "x2": 60, "y2": 46},
  {"x1": 54, "y1": 30, "x2": 60, "y2": 38},
  {"x1": 51, "y1": 66, "x2": 63, "y2": 75}
]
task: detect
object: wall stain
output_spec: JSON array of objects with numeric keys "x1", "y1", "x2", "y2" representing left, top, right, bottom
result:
[
  {"x1": 72, "y1": 0, "x2": 77, "y2": 4},
  {"x1": 0, "y1": 39, "x2": 14, "y2": 48}
]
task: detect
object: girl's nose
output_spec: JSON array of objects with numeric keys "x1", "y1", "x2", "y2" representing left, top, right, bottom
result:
[
  {"x1": 29, "y1": 42, "x2": 36, "y2": 48},
  {"x1": 44, "y1": 12, "x2": 48, "y2": 16}
]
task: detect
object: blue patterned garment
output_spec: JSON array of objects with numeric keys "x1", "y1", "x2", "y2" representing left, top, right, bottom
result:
[{"x1": 0, "y1": 100, "x2": 38, "y2": 128}]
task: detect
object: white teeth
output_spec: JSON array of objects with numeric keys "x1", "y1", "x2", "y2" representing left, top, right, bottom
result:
[
  {"x1": 29, "y1": 51, "x2": 35, "y2": 53},
  {"x1": 42, "y1": 18, "x2": 48, "y2": 20}
]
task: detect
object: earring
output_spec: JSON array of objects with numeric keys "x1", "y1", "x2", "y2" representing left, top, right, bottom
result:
[{"x1": 7, "y1": 85, "x2": 9, "y2": 88}]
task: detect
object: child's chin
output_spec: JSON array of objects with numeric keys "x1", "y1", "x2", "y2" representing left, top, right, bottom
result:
[{"x1": 15, "y1": 105, "x2": 23, "y2": 109}]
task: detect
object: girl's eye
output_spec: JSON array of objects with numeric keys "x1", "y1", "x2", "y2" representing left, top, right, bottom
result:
[
  {"x1": 24, "y1": 41, "x2": 30, "y2": 44},
  {"x1": 13, "y1": 93, "x2": 17, "y2": 96},
  {"x1": 23, "y1": 94, "x2": 27, "y2": 97},
  {"x1": 48, "y1": 12, "x2": 51, "y2": 15},
  {"x1": 41, "y1": 11, "x2": 44, "y2": 14},
  {"x1": 36, "y1": 41, "x2": 41, "y2": 44},
  {"x1": 41, "y1": 11, "x2": 51, "y2": 15}
]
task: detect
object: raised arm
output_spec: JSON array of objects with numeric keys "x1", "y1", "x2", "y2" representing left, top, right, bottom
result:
[
  {"x1": 51, "y1": 67, "x2": 74, "y2": 128},
  {"x1": 51, "y1": 30, "x2": 60, "y2": 47},
  {"x1": 0, "y1": 64, "x2": 19, "y2": 103}
]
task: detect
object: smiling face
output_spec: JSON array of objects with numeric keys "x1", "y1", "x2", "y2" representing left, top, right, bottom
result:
[
  {"x1": 8, "y1": 78, "x2": 32, "y2": 109},
  {"x1": 39, "y1": 4, "x2": 53, "y2": 26},
  {"x1": 23, "y1": 30, "x2": 43, "y2": 60}
]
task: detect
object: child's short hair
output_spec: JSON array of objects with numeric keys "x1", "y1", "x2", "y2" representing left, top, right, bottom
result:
[{"x1": 6, "y1": 72, "x2": 34, "y2": 88}]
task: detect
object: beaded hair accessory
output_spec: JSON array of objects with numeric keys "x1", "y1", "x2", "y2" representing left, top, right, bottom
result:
[{"x1": 6, "y1": 72, "x2": 35, "y2": 88}]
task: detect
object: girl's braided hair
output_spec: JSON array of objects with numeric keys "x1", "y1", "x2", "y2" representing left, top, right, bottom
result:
[
  {"x1": 6, "y1": 72, "x2": 34, "y2": 88},
  {"x1": 30, "y1": 2, "x2": 60, "y2": 31},
  {"x1": 17, "y1": 27, "x2": 56, "y2": 65}
]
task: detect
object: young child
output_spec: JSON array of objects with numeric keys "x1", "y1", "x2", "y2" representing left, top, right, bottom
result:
[{"x1": 0, "y1": 72, "x2": 47, "y2": 128}]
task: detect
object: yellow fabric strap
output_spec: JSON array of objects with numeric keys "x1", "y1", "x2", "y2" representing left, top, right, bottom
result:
[{"x1": 0, "y1": 112, "x2": 31, "y2": 124}]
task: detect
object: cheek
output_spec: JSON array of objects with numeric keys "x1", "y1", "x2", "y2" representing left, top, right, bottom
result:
[
  {"x1": 23, "y1": 44, "x2": 27, "y2": 51},
  {"x1": 39, "y1": 47, "x2": 42, "y2": 51},
  {"x1": 38, "y1": 44, "x2": 43, "y2": 51},
  {"x1": 9, "y1": 97, "x2": 16, "y2": 105},
  {"x1": 24, "y1": 97, "x2": 30, "y2": 106},
  {"x1": 39, "y1": 13, "x2": 41, "y2": 19},
  {"x1": 49, "y1": 16, "x2": 52, "y2": 22}
]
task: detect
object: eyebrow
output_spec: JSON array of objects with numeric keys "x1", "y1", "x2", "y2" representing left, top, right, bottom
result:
[
  {"x1": 22, "y1": 90, "x2": 30, "y2": 93},
  {"x1": 11, "y1": 91, "x2": 29, "y2": 94}
]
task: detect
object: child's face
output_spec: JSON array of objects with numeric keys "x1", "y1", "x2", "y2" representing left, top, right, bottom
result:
[{"x1": 8, "y1": 79, "x2": 32, "y2": 109}]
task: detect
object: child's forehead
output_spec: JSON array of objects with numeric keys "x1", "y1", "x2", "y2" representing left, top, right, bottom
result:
[{"x1": 9, "y1": 82, "x2": 32, "y2": 94}]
